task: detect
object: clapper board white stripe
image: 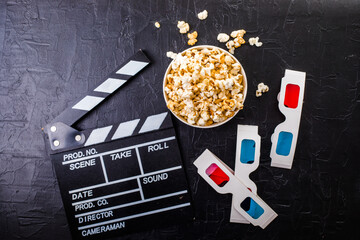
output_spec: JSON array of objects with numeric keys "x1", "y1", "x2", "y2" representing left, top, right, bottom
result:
[
  {"x1": 83, "y1": 112, "x2": 168, "y2": 147},
  {"x1": 139, "y1": 112, "x2": 168, "y2": 133},
  {"x1": 111, "y1": 119, "x2": 140, "y2": 140},
  {"x1": 116, "y1": 60, "x2": 149, "y2": 76},
  {"x1": 72, "y1": 96, "x2": 104, "y2": 111},
  {"x1": 84, "y1": 126, "x2": 113, "y2": 146},
  {"x1": 94, "y1": 78, "x2": 127, "y2": 94}
]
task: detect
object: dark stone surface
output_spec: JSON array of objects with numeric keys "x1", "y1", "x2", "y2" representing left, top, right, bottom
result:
[{"x1": 0, "y1": 0, "x2": 359, "y2": 239}]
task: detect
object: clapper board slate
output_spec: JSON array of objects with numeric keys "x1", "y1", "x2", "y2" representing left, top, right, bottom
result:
[{"x1": 43, "y1": 50, "x2": 193, "y2": 239}]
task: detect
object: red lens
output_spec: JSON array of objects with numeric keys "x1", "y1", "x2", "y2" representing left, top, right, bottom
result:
[
  {"x1": 284, "y1": 84, "x2": 300, "y2": 108},
  {"x1": 205, "y1": 163, "x2": 229, "y2": 187}
]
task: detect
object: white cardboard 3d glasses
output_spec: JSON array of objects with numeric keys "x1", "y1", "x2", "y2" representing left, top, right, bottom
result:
[
  {"x1": 194, "y1": 149, "x2": 278, "y2": 229},
  {"x1": 230, "y1": 125, "x2": 261, "y2": 224},
  {"x1": 270, "y1": 69, "x2": 306, "y2": 169}
]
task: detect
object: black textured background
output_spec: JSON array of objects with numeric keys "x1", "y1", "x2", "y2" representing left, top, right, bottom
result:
[{"x1": 0, "y1": 0, "x2": 360, "y2": 239}]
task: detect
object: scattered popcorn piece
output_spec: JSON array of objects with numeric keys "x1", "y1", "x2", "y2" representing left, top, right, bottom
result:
[
  {"x1": 248, "y1": 37, "x2": 256, "y2": 45},
  {"x1": 233, "y1": 36, "x2": 245, "y2": 47},
  {"x1": 217, "y1": 33, "x2": 230, "y2": 43},
  {"x1": 187, "y1": 31, "x2": 198, "y2": 39},
  {"x1": 226, "y1": 40, "x2": 235, "y2": 49},
  {"x1": 231, "y1": 29, "x2": 246, "y2": 38},
  {"x1": 177, "y1": 21, "x2": 190, "y2": 34},
  {"x1": 155, "y1": 22, "x2": 160, "y2": 28},
  {"x1": 255, "y1": 90, "x2": 262, "y2": 97},
  {"x1": 197, "y1": 10, "x2": 208, "y2": 20},
  {"x1": 225, "y1": 40, "x2": 235, "y2": 54},
  {"x1": 258, "y1": 82, "x2": 269, "y2": 92},
  {"x1": 231, "y1": 29, "x2": 246, "y2": 50},
  {"x1": 164, "y1": 47, "x2": 245, "y2": 126},
  {"x1": 256, "y1": 82, "x2": 269, "y2": 97},
  {"x1": 187, "y1": 31, "x2": 198, "y2": 46},
  {"x1": 188, "y1": 39, "x2": 197, "y2": 46},
  {"x1": 221, "y1": 29, "x2": 246, "y2": 54},
  {"x1": 249, "y1": 37, "x2": 263, "y2": 47},
  {"x1": 166, "y1": 51, "x2": 178, "y2": 60}
]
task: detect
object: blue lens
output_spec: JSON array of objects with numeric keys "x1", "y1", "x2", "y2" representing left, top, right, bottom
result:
[
  {"x1": 240, "y1": 197, "x2": 264, "y2": 219},
  {"x1": 240, "y1": 139, "x2": 255, "y2": 164},
  {"x1": 276, "y1": 131, "x2": 293, "y2": 156}
]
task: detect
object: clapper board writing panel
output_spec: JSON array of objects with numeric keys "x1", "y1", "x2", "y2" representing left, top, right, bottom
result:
[
  {"x1": 50, "y1": 113, "x2": 193, "y2": 239},
  {"x1": 44, "y1": 50, "x2": 193, "y2": 239}
]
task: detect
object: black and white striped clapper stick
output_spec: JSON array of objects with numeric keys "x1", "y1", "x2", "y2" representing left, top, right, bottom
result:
[{"x1": 52, "y1": 50, "x2": 150, "y2": 127}]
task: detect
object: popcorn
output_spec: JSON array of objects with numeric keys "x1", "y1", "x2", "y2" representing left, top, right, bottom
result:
[
  {"x1": 202, "y1": 48, "x2": 211, "y2": 55},
  {"x1": 218, "y1": 29, "x2": 247, "y2": 54},
  {"x1": 188, "y1": 39, "x2": 197, "y2": 46},
  {"x1": 187, "y1": 112, "x2": 197, "y2": 125},
  {"x1": 226, "y1": 40, "x2": 235, "y2": 54},
  {"x1": 200, "y1": 110, "x2": 210, "y2": 121},
  {"x1": 249, "y1": 37, "x2": 263, "y2": 47},
  {"x1": 226, "y1": 40, "x2": 235, "y2": 49},
  {"x1": 164, "y1": 47, "x2": 245, "y2": 126},
  {"x1": 197, "y1": 10, "x2": 208, "y2": 20},
  {"x1": 166, "y1": 51, "x2": 178, "y2": 60},
  {"x1": 225, "y1": 55, "x2": 234, "y2": 65},
  {"x1": 217, "y1": 33, "x2": 230, "y2": 43},
  {"x1": 231, "y1": 30, "x2": 246, "y2": 38},
  {"x1": 177, "y1": 21, "x2": 190, "y2": 34},
  {"x1": 187, "y1": 31, "x2": 198, "y2": 46},
  {"x1": 224, "y1": 78, "x2": 234, "y2": 89},
  {"x1": 197, "y1": 118, "x2": 206, "y2": 126},
  {"x1": 256, "y1": 82, "x2": 269, "y2": 97},
  {"x1": 155, "y1": 22, "x2": 160, "y2": 28},
  {"x1": 258, "y1": 82, "x2": 269, "y2": 92}
]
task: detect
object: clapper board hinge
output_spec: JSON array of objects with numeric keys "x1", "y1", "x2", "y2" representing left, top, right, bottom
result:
[{"x1": 44, "y1": 50, "x2": 150, "y2": 151}]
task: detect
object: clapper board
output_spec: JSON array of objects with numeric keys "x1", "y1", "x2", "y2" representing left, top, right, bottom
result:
[{"x1": 43, "y1": 50, "x2": 193, "y2": 239}]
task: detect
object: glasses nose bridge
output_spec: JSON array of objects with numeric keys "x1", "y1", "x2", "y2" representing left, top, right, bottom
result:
[{"x1": 278, "y1": 105, "x2": 302, "y2": 125}]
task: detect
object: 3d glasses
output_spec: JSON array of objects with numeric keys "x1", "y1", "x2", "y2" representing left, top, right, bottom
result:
[
  {"x1": 194, "y1": 149, "x2": 277, "y2": 229},
  {"x1": 230, "y1": 125, "x2": 261, "y2": 224},
  {"x1": 270, "y1": 69, "x2": 306, "y2": 169}
]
